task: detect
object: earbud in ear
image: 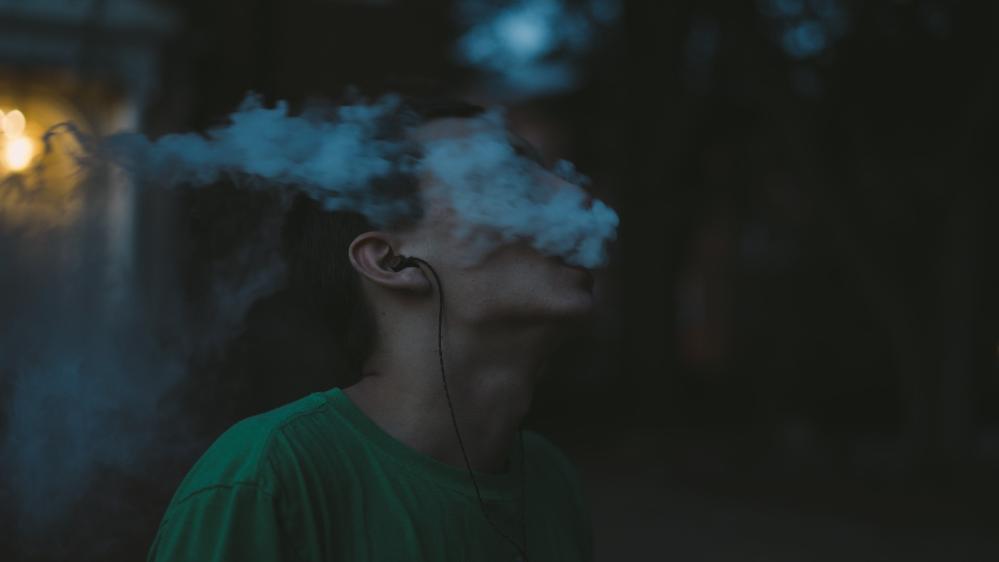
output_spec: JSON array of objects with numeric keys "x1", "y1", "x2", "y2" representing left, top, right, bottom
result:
[{"x1": 388, "y1": 255, "x2": 420, "y2": 272}]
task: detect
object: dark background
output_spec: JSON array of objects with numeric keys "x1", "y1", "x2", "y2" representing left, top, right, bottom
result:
[{"x1": 2, "y1": 0, "x2": 998, "y2": 560}]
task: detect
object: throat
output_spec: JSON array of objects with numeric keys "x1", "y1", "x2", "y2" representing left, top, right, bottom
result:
[{"x1": 342, "y1": 373, "x2": 532, "y2": 473}]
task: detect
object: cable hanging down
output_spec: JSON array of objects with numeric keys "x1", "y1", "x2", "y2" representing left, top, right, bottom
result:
[{"x1": 391, "y1": 255, "x2": 529, "y2": 561}]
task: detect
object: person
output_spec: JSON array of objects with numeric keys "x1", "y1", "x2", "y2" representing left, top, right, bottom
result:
[{"x1": 147, "y1": 97, "x2": 597, "y2": 561}]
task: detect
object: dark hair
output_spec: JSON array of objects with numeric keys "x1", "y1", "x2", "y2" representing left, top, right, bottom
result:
[{"x1": 281, "y1": 96, "x2": 485, "y2": 377}]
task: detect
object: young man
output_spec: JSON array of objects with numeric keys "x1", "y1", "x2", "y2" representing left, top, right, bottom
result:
[{"x1": 147, "y1": 100, "x2": 597, "y2": 561}]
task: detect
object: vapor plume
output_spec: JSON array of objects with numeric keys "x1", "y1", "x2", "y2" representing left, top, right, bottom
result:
[{"x1": 74, "y1": 94, "x2": 618, "y2": 267}]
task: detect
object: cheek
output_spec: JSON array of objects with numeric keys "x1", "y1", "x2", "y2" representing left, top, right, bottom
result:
[
  {"x1": 507, "y1": 260, "x2": 579, "y2": 302},
  {"x1": 453, "y1": 246, "x2": 580, "y2": 307},
  {"x1": 459, "y1": 264, "x2": 542, "y2": 309}
]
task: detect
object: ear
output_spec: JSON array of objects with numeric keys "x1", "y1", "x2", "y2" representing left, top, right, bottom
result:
[{"x1": 348, "y1": 232, "x2": 432, "y2": 294}]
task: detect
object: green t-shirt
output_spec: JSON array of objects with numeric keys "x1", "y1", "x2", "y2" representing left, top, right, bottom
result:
[{"x1": 147, "y1": 387, "x2": 593, "y2": 561}]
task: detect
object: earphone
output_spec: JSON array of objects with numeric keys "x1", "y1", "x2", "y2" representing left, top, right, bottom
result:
[
  {"x1": 387, "y1": 255, "x2": 421, "y2": 273},
  {"x1": 388, "y1": 253, "x2": 530, "y2": 561}
]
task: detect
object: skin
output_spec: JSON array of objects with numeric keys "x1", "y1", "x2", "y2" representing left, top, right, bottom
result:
[{"x1": 342, "y1": 116, "x2": 597, "y2": 473}]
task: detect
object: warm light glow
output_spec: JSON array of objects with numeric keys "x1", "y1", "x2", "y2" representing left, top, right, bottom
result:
[
  {"x1": 0, "y1": 89, "x2": 105, "y2": 227},
  {"x1": 1, "y1": 108, "x2": 34, "y2": 172},
  {"x1": 2, "y1": 109, "x2": 26, "y2": 138},
  {"x1": 5, "y1": 136, "x2": 34, "y2": 171}
]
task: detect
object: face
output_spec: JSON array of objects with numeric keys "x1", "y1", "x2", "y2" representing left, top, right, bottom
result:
[{"x1": 394, "y1": 116, "x2": 597, "y2": 330}]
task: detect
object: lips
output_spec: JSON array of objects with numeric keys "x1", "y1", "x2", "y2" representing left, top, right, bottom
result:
[
  {"x1": 551, "y1": 254, "x2": 584, "y2": 270},
  {"x1": 553, "y1": 256, "x2": 594, "y2": 288}
]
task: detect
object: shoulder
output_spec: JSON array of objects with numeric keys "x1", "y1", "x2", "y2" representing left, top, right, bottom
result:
[
  {"x1": 150, "y1": 393, "x2": 341, "y2": 560},
  {"x1": 170, "y1": 392, "x2": 333, "y2": 503}
]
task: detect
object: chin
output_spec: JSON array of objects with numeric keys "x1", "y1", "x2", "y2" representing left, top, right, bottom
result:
[
  {"x1": 555, "y1": 291, "x2": 595, "y2": 319},
  {"x1": 548, "y1": 267, "x2": 596, "y2": 310},
  {"x1": 546, "y1": 300, "x2": 594, "y2": 344}
]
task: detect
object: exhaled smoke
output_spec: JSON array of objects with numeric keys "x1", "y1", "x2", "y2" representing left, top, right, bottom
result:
[
  {"x1": 90, "y1": 94, "x2": 416, "y2": 229},
  {"x1": 0, "y1": 166, "x2": 197, "y2": 543},
  {"x1": 418, "y1": 108, "x2": 617, "y2": 268},
  {"x1": 72, "y1": 94, "x2": 618, "y2": 268}
]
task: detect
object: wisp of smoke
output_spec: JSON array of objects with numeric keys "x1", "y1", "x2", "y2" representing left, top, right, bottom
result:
[
  {"x1": 67, "y1": 93, "x2": 618, "y2": 267},
  {"x1": 418, "y1": 108, "x2": 617, "y2": 267},
  {"x1": 83, "y1": 95, "x2": 416, "y2": 228}
]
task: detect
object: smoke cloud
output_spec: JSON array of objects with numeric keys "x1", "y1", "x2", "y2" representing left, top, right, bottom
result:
[
  {"x1": 89, "y1": 95, "x2": 416, "y2": 229},
  {"x1": 0, "y1": 167, "x2": 199, "y2": 546},
  {"x1": 418, "y1": 108, "x2": 617, "y2": 268},
  {"x1": 76, "y1": 94, "x2": 618, "y2": 267}
]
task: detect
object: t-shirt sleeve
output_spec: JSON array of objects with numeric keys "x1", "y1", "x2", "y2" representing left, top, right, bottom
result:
[{"x1": 146, "y1": 483, "x2": 303, "y2": 562}]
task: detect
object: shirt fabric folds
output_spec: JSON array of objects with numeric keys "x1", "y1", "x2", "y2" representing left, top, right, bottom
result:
[{"x1": 147, "y1": 387, "x2": 593, "y2": 561}]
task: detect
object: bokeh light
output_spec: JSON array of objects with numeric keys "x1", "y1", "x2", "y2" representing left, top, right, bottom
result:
[
  {"x1": 4, "y1": 136, "x2": 33, "y2": 171},
  {"x1": 455, "y1": 0, "x2": 620, "y2": 98},
  {"x1": 2, "y1": 109, "x2": 26, "y2": 137}
]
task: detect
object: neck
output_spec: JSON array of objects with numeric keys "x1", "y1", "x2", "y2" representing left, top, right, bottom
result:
[{"x1": 343, "y1": 319, "x2": 556, "y2": 473}]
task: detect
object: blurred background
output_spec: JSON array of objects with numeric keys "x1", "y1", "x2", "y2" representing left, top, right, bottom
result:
[{"x1": 1, "y1": 0, "x2": 997, "y2": 560}]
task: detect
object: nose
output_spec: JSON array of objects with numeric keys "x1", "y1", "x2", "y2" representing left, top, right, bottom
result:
[{"x1": 543, "y1": 171, "x2": 594, "y2": 210}]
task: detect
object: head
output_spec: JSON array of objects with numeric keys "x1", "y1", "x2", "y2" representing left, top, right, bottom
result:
[{"x1": 282, "y1": 97, "x2": 597, "y2": 378}]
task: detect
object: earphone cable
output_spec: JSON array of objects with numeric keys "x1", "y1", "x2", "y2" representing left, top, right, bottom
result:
[{"x1": 409, "y1": 257, "x2": 529, "y2": 561}]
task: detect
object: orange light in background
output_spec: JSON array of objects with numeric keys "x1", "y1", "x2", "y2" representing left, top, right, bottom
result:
[
  {"x1": 5, "y1": 137, "x2": 33, "y2": 171},
  {"x1": 0, "y1": 83, "x2": 112, "y2": 229},
  {"x1": 2, "y1": 109, "x2": 26, "y2": 137},
  {"x1": 1, "y1": 108, "x2": 36, "y2": 172},
  {"x1": 0, "y1": 92, "x2": 90, "y2": 229}
]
